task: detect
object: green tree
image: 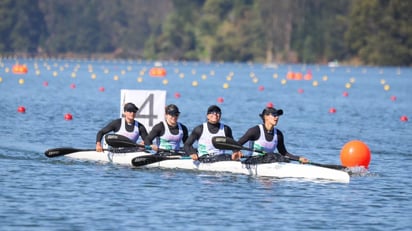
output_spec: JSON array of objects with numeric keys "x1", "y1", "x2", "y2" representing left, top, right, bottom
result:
[{"x1": 0, "y1": 0, "x2": 46, "y2": 54}]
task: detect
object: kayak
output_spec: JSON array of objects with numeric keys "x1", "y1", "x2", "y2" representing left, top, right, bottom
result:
[{"x1": 64, "y1": 150, "x2": 350, "y2": 183}]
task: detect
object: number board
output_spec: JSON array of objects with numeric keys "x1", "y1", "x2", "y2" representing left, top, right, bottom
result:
[{"x1": 120, "y1": 89, "x2": 166, "y2": 132}]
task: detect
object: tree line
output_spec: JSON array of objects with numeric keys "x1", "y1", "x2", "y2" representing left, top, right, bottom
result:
[{"x1": 0, "y1": 0, "x2": 410, "y2": 66}]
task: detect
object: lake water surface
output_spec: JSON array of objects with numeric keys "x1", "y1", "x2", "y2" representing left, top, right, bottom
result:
[{"x1": 1, "y1": 58, "x2": 411, "y2": 230}]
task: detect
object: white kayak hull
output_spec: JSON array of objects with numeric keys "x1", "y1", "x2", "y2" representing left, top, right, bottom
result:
[{"x1": 65, "y1": 151, "x2": 350, "y2": 183}]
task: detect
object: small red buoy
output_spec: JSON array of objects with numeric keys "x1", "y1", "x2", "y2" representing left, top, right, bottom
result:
[
  {"x1": 329, "y1": 107, "x2": 336, "y2": 114},
  {"x1": 390, "y1": 95, "x2": 397, "y2": 101},
  {"x1": 266, "y1": 102, "x2": 274, "y2": 108},
  {"x1": 342, "y1": 91, "x2": 349, "y2": 97},
  {"x1": 340, "y1": 140, "x2": 371, "y2": 168},
  {"x1": 99, "y1": 87, "x2": 105, "y2": 92},
  {"x1": 64, "y1": 113, "x2": 73, "y2": 120},
  {"x1": 400, "y1": 115, "x2": 408, "y2": 122},
  {"x1": 43, "y1": 81, "x2": 49, "y2": 87},
  {"x1": 297, "y1": 88, "x2": 304, "y2": 94},
  {"x1": 70, "y1": 83, "x2": 76, "y2": 89},
  {"x1": 258, "y1": 85, "x2": 265, "y2": 91},
  {"x1": 217, "y1": 97, "x2": 224, "y2": 103},
  {"x1": 17, "y1": 106, "x2": 26, "y2": 113},
  {"x1": 174, "y1": 92, "x2": 181, "y2": 98}
]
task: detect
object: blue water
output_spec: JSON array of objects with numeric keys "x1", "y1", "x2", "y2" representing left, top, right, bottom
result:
[{"x1": 1, "y1": 58, "x2": 411, "y2": 230}]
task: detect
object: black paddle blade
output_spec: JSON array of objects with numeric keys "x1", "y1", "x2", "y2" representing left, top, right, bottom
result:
[
  {"x1": 44, "y1": 148, "x2": 95, "y2": 158},
  {"x1": 212, "y1": 136, "x2": 251, "y2": 151},
  {"x1": 131, "y1": 155, "x2": 181, "y2": 167},
  {"x1": 105, "y1": 134, "x2": 138, "y2": 148}
]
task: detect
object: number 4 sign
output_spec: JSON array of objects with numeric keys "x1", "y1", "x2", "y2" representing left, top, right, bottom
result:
[{"x1": 120, "y1": 89, "x2": 166, "y2": 132}]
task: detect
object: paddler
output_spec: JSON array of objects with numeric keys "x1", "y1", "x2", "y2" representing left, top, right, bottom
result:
[
  {"x1": 231, "y1": 107, "x2": 309, "y2": 164},
  {"x1": 95, "y1": 102, "x2": 148, "y2": 152},
  {"x1": 184, "y1": 105, "x2": 240, "y2": 161},
  {"x1": 144, "y1": 104, "x2": 189, "y2": 153}
]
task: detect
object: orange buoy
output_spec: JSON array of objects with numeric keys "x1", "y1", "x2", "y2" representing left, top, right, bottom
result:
[
  {"x1": 329, "y1": 107, "x2": 336, "y2": 114},
  {"x1": 340, "y1": 140, "x2": 371, "y2": 168},
  {"x1": 149, "y1": 67, "x2": 166, "y2": 77},
  {"x1": 64, "y1": 113, "x2": 73, "y2": 120},
  {"x1": 12, "y1": 64, "x2": 28, "y2": 74}
]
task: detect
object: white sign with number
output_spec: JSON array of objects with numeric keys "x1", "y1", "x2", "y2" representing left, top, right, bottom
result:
[{"x1": 120, "y1": 89, "x2": 166, "y2": 132}]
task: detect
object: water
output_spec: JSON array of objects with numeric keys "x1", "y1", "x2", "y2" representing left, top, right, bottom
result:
[{"x1": 1, "y1": 58, "x2": 411, "y2": 230}]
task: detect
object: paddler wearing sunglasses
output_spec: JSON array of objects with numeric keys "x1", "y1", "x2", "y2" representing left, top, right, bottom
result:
[
  {"x1": 144, "y1": 104, "x2": 189, "y2": 153},
  {"x1": 184, "y1": 105, "x2": 239, "y2": 161},
  {"x1": 95, "y1": 102, "x2": 148, "y2": 152},
  {"x1": 232, "y1": 107, "x2": 309, "y2": 164}
]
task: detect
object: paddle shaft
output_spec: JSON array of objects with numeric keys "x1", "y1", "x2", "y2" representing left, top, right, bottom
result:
[
  {"x1": 105, "y1": 134, "x2": 186, "y2": 155},
  {"x1": 211, "y1": 136, "x2": 347, "y2": 171}
]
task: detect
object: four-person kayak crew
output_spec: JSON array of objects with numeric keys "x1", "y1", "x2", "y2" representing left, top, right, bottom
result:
[
  {"x1": 183, "y1": 105, "x2": 241, "y2": 162},
  {"x1": 231, "y1": 107, "x2": 309, "y2": 164},
  {"x1": 95, "y1": 102, "x2": 148, "y2": 152},
  {"x1": 144, "y1": 104, "x2": 189, "y2": 153},
  {"x1": 95, "y1": 103, "x2": 309, "y2": 164}
]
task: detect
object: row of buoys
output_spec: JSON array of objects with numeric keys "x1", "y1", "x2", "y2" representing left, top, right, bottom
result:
[
  {"x1": 12, "y1": 64, "x2": 28, "y2": 74},
  {"x1": 17, "y1": 105, "x2": 73, "y2": 120},
  {"x1": 149, "y1": 67, "x2": 166, "y2": 77},
  {"x1": 286, "y1": 71, "x2": 313, "y2": 80}
]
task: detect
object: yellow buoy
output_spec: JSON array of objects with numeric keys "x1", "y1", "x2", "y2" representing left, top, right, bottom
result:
[
  {"x1": 19, "y1": 78, "x2": 25, "y2": 84},
  {"x1": 322, "y1": 75, "x2": 328, "y2": 81},
  {"x1": 384, "y1": 84, "x2": 390, "y2": 91},
  {"x1": 201, "y1": 74, "x2": 207, "y2": 80},
  {"x1": 223, "y1": 83, "x2": 229, "y2": 89},
  {"x1": 312, "y1": 80, "x2": 319, "y2": 87},
  {"x1": 192, "y1": 80, "x2": 198, "y2": 87},
  {"x1": 345, "y1": 83, "x2": 351, "y2": 89},
  {"x1": 114, "y1": 75, "x2": 119, "y2": 81},
  {"x1": 137, "y1": 77, "x2": 143, "y2": 83},
  {"x1": 162, "y1": 79, "x2": 169, "y2": 85},
  {"x1": 281, "y1": 79, "x2": 287, "y2": 85}
]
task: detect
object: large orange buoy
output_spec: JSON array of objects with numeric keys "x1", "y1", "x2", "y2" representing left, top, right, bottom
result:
[
  {"x1": 149, "y1": 67, "x2": 166, "y2": 77},
  {"x1": 340, "y1": 140, "x2": 371, "y2": 168}
]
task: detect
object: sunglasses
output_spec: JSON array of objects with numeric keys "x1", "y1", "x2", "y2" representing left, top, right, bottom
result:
[
  {"x1": 265, "y1": 113, "x2": 279, "y2": 117},
  {"x1": 168, "y1": 112, "x2": 180, "y2": 116}
]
